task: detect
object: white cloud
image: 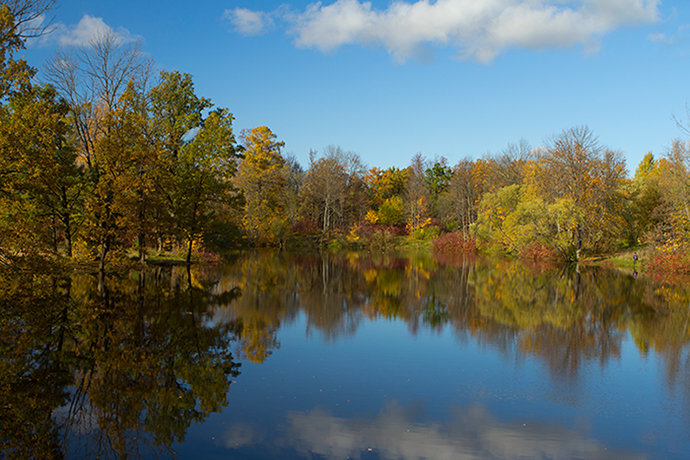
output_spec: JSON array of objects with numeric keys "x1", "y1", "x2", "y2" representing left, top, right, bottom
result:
[
  {"x1": 648, "y1": 32, "x2": 667, "y2": 43},
  {"x1": 225, "y1": 8, "x2": 274, "y2": 36},
  {"x1": 648, "y1": 23, "x2": 689, "y2": 46},
  {"x1": 232, "y1": 0, "x2": 661, "y2": 62},
  {"x1": 32, "y1": 14, "x2": 140, "y2": 48}
]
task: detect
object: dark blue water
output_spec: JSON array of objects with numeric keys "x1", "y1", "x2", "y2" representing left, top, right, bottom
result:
[
  {"x1": 3, "y1": 251, "x2": 690, "y2": 459},
  {"x1": 176, "y1": 313, "x2": 688, "y2": 460}
]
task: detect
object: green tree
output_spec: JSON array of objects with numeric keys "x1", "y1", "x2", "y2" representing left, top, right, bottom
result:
[
  {"x1": 172, "y1": 108, "x2": 240, "y2": 262},
  {"x1": 377, "y1": 196, "x2": 405, "y2": 226},
  {"x1": 86, "y1": 81, "x2": 155, "y2": 272},
  {"x1": 0, "y1": 84, "x2": 83, "y2": 256},
  {"x1": 149, "y1": 70, "x2": 212, "y2": 161}
]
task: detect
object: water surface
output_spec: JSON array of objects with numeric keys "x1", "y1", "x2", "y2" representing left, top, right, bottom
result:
[{"x1": 2, "y1": 251, "x2": 689, "y2": 459}]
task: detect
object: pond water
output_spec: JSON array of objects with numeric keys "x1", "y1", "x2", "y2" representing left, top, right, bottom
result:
[{"x1": 2, "y1": 251, "x2": 690, "y2": 459}]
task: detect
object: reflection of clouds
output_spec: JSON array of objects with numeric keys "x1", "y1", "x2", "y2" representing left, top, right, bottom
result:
[
  {"x1": 226, "y1": 402, "x2": 646, "y2": 460},
  {"x1": 224, "y1": 422, "x2": 264, "y2": 448}
]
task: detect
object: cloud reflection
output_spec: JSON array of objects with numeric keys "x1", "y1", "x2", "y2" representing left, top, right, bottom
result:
[{"x1": 226, "y1": 402, "x2": 646, "y2": 460}]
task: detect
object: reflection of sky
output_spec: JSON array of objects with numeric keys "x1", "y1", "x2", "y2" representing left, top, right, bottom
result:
[
  {"x1": 178, "y1": 312, "x2": 690, "y2": 460},
  {"x1": 223, "y1": 402, "x2": 645, "y2": 460}
]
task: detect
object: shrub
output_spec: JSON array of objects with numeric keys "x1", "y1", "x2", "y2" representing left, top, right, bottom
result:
[
  {"x1": 378, "y1": 196, "x2": 405, "y2": 226},
  {"x1": 518, "y1": 241, "x2": 560, "y2": 264},
  {"x1": 646, "y1": 248, "x2": 690, "y2": 285},
  {"x1": 432, "y1": 232, "x2": 476, "y2": 254}
]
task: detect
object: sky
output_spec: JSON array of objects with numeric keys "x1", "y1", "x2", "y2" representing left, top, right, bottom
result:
[{"x1": 20, "y1": 0, "x2": 690, "y2": 174}]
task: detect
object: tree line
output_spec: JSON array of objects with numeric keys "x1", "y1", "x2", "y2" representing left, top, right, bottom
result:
[{"x1": 1, "y1": 0, "x2": 689, "y2": 269}]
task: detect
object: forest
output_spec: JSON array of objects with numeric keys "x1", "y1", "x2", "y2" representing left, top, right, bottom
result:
[{"x1": 1, "y1": 1, "x2": 690, "y2": 276}]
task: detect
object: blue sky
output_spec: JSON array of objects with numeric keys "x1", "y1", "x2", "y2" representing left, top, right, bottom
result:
[{"x1": 21, "y1": 0, "x2": 690, "y2": 174}]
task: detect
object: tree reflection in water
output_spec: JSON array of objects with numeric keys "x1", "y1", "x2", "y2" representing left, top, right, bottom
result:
[
  {"x1": 3, "y1": 251, "x2": 690, "y2": 458},
  {"x1": 0, "y1": 261, "x2": 241, "y2": 459}
]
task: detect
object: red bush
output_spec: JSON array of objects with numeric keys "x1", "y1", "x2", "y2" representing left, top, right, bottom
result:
[
  {"x1": 432, "y1": 232, "x2": 477, "y2": 255},
  {"x1": 646, "y1": 250, "x2": 690, "y2": 285}
]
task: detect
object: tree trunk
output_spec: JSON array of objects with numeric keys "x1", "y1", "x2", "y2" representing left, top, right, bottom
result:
[
  {"x1": 186, "y1": 238, "x2": 193, "y2": 265},
  {"x1": 138, "y1": 231, "x2": 146, "y2": 265},
  {"x1": 60, "y1": 187, "x2": 73, "y2": 257},
  {"x1": 98, "y1": 235, "x2": 110, "y2": 293},
  {"x1": 52, "y1": 213, "x2": 59, "y2": 254},
  {"x1": 64, "y1": 216, "x2": 72, "y2": 258}
]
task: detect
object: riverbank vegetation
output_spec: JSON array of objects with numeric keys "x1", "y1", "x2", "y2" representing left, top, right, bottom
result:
[{"x1": 1, "y1": 1, "x2": 689, "y2": 283}]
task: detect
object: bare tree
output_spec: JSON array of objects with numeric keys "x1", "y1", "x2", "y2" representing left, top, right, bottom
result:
[
  {"x1": 300, "y1": 146, "x2": 365, "y2": 236},
  {"x1": 44, "y1": 31, "x2": 152, "y2": 168},
  {"x1": 405, "y1": 152, "x2": 429, "y2": 232},
  {"x1": 3, "y1": 0, "x2": 55, "y2": 38}
]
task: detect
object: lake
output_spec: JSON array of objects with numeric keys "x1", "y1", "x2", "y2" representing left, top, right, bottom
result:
[{"x1": 2, "y1": 250, "x2": 690, "y2": 459}]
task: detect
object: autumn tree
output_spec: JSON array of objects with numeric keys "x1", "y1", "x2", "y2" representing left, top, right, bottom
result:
[
  {"x1": 0, "y1": 84, "x2": 82, "y2": 256},
  {"x1": 365, "y1": 166, "x2": 407, "y2": 210},
  {"x1": 529, "y1": 126, "x2": 627, "y2": 258},
  {"x1": 621, "y1": 152, "x2": 661, "y2": 247},
  {"x1": 172, "y1": 108, "x2": 240, "y2": 263},
  {"x1": 405, "y1": 153, "x2": 430, "y2": 233},
  {"x1": 44, "y1": 30, "x2": 151, "y2": 169},
  {"x1": 654, "y1": 140, "x2": 690, "y2": 246},
  {"x1": 474, "y1": 185, "x2": 583, "y2": 260},
  {"x1": 86, "y1": 81, "x2": 153, "y2": 271},
  {"x1": 0, "y1": 0, "x2": 54, "y2": 102},
  {"x1": 0, "y1": 1, "x2": 85, "y2": 257},
  {"x1": 234, "y1": 126, "x2": 288, "y2": 245},
  {"x1": 438, "y1": 158, "x2": 479, "y2": 237},
  {"x1": 300, "y1": 145, "x2": 366, "y2": 237}
]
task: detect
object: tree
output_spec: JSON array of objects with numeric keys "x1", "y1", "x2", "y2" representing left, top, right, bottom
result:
[
  {"x1": 148, "y1": 70, "x2": 213, "y2": 253},
  {"x1": 438, "y1": 158, "x2": 479, "y2": 237},
  {"x1": 44, "y1": 30, "x2": 151, "y2": 169},
  {"x1": 0, "y1": 0, "x2": 54, "y2": 102},
  {"x1": 424, "y1": 159, "x2": 453, "y2": 198},
  {"x1": 300, "y1": 145, "x2": 365, "y2": 237},
  {"x1": 149, "y1": 70, "x2": 212, "y2": 161},
  {"x1": 0, "y1": 84, "x2": 82, "y2": 257},
  {"x1": 653, "y1": 140, "x2": 690, "y2": 247},
  {"x1": 172, "y1": 108, "x2": 240, "y2": 263},
  {"x1": 234, "y1": 126, "x2": 287, "y2": 244},
  {"x1": 474, "y1": 185, "x2": 583, "y2": 260},
  {"x1": 621, "y1": 152, "x2": 661, "y2": 247},
  {"x1": 364, "y1": 166, "x2": 408, "y2": 210},
  {"x1": 282, "y1": 153, "x2": 305, "y2": 230},
  {"x1": 87, "y1": 81, "x2": 153, "y2": 271},
  {"x1": 529, "y1": 126, "x2": 627, "y2": 259},
  {"x1": 405, "y1": 153, "x2": 430, "y2": 234}
]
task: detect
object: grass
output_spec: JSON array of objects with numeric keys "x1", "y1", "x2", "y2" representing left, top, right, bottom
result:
[{"x1": 586, "y1": 247, "x2": 651, "y2": 274}]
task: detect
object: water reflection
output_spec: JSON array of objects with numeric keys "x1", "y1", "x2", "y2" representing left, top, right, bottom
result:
[
  {"x1": 3, "y1": 252, "x2": 690, "y2": 458},
  {"x1": 225, "y1": 402, "x2": 645, "y2": 460},
  {"x1": 0, "y1": 263, "x2": 241, "y2": 459},
  {"x1": 211, "y1": 251, "x2": 690, "y2": 385}
]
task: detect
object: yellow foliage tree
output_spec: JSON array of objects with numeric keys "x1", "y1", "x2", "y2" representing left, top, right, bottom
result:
[{"x1": 234, "y1": 126, "x2": 288, "y2": 245}]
